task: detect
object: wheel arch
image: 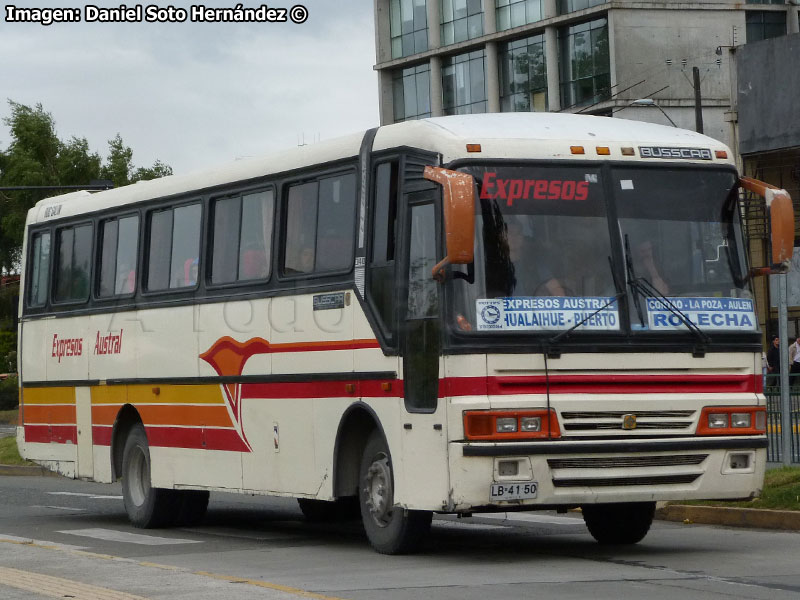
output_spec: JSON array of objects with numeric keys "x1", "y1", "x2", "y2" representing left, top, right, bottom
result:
[
  {"x1": 332, "y1": 402, "x2": 387, "y2": 498},
  {"x1": 110, "y1": 404, "x2": 143, "y2": 481}
]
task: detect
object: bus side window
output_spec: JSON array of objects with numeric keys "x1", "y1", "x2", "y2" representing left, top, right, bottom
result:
[
  {"x1": 98, "y1": 215, "x2": 139, "y2": 297},
  {"x1": 146, "y1": 203, "x2": 201, "y2": 291},
  {"x1": 54, "y1": 224, "x2": 93, "y2": 303},
  {"x1": 28, "y1": 231, "x2": 51, "y2": 307},
  {"x1": 404, "y1": 202, "x2": 439, "y2": 412},
  {"x1": 283, "y1": 172, "x2": 357, "y2": 276},
  {"x1": 368, "y1": 161, "x2": 399, "y2": 340},
  {"x1": 211, "y1": 189, "x2": 274, "y2": 285}
]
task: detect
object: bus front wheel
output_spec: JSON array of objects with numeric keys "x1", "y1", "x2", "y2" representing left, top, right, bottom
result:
[
  {"x1": 358, "y1": 431, "x2": 431, "y2": 554},
  {"x1": 581, "y1": 502, "x2": 655, "y2": 544},
  {"x1": 121, "y1": 424, "x2": 180, "y2": 528}
]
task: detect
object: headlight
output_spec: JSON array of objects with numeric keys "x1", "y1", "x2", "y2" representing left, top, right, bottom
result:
[
  {"x1": 496, "y1": 417, "x2": 518, "y2": 433},
  {"x1": 731, "y1": 413, "x2": 751, "y2": 428},
  {"x1": 520, "y1": 416, "x2": 542, "y2": 432},
  {"x1": 708, "y1": 413, "x2": 729, "y2": 428}
]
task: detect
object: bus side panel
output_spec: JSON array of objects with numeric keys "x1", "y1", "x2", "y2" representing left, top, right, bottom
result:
[
  {"x1": 136, "y1": 304, "x2": 244, "y2": 490},
  {"x1": 20, "y1": 319, "x2": 48, "y2": 382}
]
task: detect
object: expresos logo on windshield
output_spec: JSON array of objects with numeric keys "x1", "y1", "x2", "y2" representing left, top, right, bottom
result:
[{"x1": 480, "y1": 172, "x2": 589, "y2": 206}]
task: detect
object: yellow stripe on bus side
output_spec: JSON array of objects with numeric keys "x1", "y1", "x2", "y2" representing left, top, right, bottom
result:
[
  {"x1": 22, "y1": 387, "x2": 75, "y2": 405},
  {"x1": 90, "y1": 384, "x2": 225, "y2": 406}
]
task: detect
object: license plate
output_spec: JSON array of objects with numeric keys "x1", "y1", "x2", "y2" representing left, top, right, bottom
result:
[{"x1": 490, "y1": 482, "x2": 538, "y2": 501}]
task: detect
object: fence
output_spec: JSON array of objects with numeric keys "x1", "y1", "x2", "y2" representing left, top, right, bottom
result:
[{"x1": 764, "y1": 375, "x2": 800, "y2": 464}]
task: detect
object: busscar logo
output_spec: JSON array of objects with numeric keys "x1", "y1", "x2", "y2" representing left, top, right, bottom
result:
[{"x1": 639, "y1": 147, "x2": 713, "y2": 160}]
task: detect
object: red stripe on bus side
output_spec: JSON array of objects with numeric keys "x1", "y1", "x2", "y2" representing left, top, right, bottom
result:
[
  {"x1": 485, "y1": 374, "x2": 756, "y2": 395},
  {"x1": 24, "y1": 424, "x2": 77, "y2": 445},
  {"x1": 92, "y1": 425, "x2": 112, "y2": 446},
  {"x1": 241, "y1": 379, "x2": 403, "y2": 400},
  {"x1": 144, "y1": 426, "x2": 250, "y2": 452}
]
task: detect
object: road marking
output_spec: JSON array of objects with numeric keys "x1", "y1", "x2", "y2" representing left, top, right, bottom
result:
[
  {"x1": 0, "y1": 567, "x2": 147, "y2": 600},
  {"x1": 0, "y1": 536, "x2": 349, "y2": 600},
  {"x1": 474, "y1": 512, "x2": 586, "y2": 526},
  {"x1": 48, "y1": 491, "x2": 123, "y2": 500},
  {"x1": 196, "y1": 570, "x2": 349, "y2": 599},
  {"x1": 58, "y1": 528, "x2": 202, "y2": 545},
  {"x1": 0, "y1": 533, "x2": 87, "y2": 551},
  {"x1": 32, "y1": 505, "x2": 88, "y2": 512}
]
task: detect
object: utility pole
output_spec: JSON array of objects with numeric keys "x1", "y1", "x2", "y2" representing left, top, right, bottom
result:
[{"x1": 693, "y1": 66, "x2": 704, "y2": 134}]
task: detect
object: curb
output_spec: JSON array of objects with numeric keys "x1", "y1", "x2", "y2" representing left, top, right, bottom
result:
[
  {"x1": 0, "y1": 464, "x2": 60, "y2": 477},
  {"x1": 657, "y1": 504, "x2": 800, "y2": 531}
]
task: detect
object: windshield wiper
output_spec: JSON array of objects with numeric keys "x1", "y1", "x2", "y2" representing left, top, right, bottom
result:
[
  {"x1": 623, "y1": 235, "x2": 711, "y2": 349},
  {"x1": 624, "y1": 235, "x2": 646, "y2": 326}
]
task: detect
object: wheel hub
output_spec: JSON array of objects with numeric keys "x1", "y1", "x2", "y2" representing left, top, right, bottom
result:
[{"x1": 363, "y1": 455, "x2": 393, "y2": 527}]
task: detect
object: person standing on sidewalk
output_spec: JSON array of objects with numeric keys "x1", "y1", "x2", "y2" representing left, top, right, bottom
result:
[
  {"x1": 767, "y1": 336, "x2": 781, "y2": 388},
  {"x1": 789, "y1": 337, "x2": 800, "y2": 386}
]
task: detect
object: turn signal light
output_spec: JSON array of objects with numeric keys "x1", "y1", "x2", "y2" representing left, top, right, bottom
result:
[
  {"x1": 697, "y1": 406, "x2": 766, "y2": 436},
  {"x1": 570, "y1": 146, "x2": 585, "y2": 155},
  {"x1": 715, "y1": 150, "x2": 728, "y2": 159},
  {"x1": 464, "y1": 409, "x2": 561, "y2": 441}
]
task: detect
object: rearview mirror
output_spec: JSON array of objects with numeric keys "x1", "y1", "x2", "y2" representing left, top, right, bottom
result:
[
  {"x1": 423, "y1": 166, "x2": 476, "y2": 280},
  {"x1": 740, "y1": 176, "x2": 794, "y2": 276}
]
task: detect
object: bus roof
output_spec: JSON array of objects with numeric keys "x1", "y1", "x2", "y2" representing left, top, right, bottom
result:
[{"x1": 27, "y1": 113, "x2": 733, "y2": 225}]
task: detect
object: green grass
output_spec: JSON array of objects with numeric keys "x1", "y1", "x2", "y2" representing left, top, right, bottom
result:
[
  {"x1": 0, "y1": 408, "x2": 18, "y2": 425},
  {"x1": 0, "y1": 435, "x2": 33, "y2": 466},
  {"x1": 676, "y1": 466, "x2": 800, "y2": 511}
]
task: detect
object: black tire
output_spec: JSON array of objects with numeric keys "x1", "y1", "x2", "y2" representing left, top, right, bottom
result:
[
  {"x1": 581, "y1": 502, "x2": 655, "y2": 545},
  {"x1": 298, "y1": 496, "x2": 360, "y2": 522},
  {"x1": 359, "y1": 431, "x2": 431, "y2": 554},
  {"x1": 175, "y1": 490, "x2": 210, "y2": 526},
  {"x1": 121, "y1": 424, "x2": 181, "y2": 528}
]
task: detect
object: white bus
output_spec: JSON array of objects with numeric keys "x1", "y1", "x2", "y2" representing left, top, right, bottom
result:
[{"x1": 16, "y1": 114, "x2": 793, "y2": 554}]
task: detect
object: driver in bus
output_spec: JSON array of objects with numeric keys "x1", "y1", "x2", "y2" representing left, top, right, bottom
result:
[
  {"x1": 506, "y1": 220, "x2": 567, "y2": 297},
  {"x1": 632, "y1": 239, "x2": 670, "y2": 295}
]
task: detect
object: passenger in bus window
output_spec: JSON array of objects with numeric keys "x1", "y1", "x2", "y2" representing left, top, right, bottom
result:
[
  {"x1": 506, "y1": 220, "x2": 566, "y2": 297},
  {"x1": 185, "y1": 258, "x2": 199, "y2": 286},
  {"x1": 116, "y1": 263, "x2": 135, "y2": 294}
]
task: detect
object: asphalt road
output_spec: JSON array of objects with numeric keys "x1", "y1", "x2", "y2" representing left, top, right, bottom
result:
[{"x1": 1, "y1": 475, "x2": 800, "y2": 600}]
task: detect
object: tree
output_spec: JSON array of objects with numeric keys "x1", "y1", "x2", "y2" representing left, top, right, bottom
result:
[{"x1": 0, "y1": 100, "x2": 172, "y2": 275}]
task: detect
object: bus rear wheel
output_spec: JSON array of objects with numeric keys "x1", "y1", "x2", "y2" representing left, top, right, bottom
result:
[
  {"x1": 358, "y1": 431, "x2": 431, "y2": 554},
  {"x1": 121, "y1": 424, "x2": 180, "y2": 528},
  {"x1": 581, "y1": 502, "x2": 655, "y2": 545}
]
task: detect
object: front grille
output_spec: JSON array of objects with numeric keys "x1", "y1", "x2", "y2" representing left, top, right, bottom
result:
[
  {"x1": 560, "y1": 410, "x2": 696, "y2": 434},
  {"x1": 552, "y1": 474, "x2": 700, "y2": 487},
  {"x1": 547, "y1": 454, "x2": 708, "y2": 469},
  {"x1": 561, "y1": 411, "x2": 694, "y2": 419}
]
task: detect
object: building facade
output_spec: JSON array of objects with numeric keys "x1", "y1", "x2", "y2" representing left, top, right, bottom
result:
[
  {"x1": 374, "y1": 0, "x2": 800, "y2": 150},
  {"x1": 735, "y1": 32, "x2": 800, "y2": 338}
]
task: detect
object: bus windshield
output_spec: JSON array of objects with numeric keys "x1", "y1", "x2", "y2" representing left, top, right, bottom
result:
[{"x1": 450, "y1": 163, "x2": 754, "y2": 338}]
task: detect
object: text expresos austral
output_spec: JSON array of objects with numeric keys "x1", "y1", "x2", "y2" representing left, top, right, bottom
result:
[{"x1": 4, "y1": 4, "x2": 310, "y2": 26}]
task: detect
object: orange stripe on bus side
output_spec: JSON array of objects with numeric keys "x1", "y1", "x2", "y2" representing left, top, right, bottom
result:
[
  {"x1": 23, "y1": 404, "x2": 76, "y2": 425},
  {"x1": 22, "y1": 387, "x2": 75, "y2": 405},
  {"x1": 92, "y1": 403, "x2": 232, "y2": 428}
]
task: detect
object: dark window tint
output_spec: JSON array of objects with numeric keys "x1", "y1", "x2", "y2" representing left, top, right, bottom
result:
[
  {"x1": 407, "y1": 203, "x2": 438, "y2": 318},
  {"x1": 170, "y1": 205, "x2": 202, "y2": 288},
  {"x1": 147, "y1": 210, "x2": 173, "y2": 291},
  {"x1": 369, "y1": 161, "x2": 400, "y2": 336},
  {"x1": 147, "y1": 203, "x2": 201, "y2": 291},
  {"x1": 211, "y1": 197, "x2": 241, "y2": 284},
  {"x1": 285, "y1": 182, "x2": 319, "y2": 274},
  {"x1": 284, "y1": 173, "x2": 356, "y2": 275},
  {"x1": 99, "y1": 215, "x2": 139, "y2": 297},
  {"x1": 317, "y1": 174, "x2": 357, "y2": 271},
  {"x1": 28, "y1": 232, "x2": 51, "y2": 307},
  {"x1": 211, "y1": 189, "x2": 274, "y2": 285},
  {"x1": 54, "y1": 224, "x2": 92, "y2": 303}
]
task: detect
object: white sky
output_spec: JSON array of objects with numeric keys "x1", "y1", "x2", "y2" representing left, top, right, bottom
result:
[{"x1": 0, "y1": 1, "x2": 379, "y2": 175}]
